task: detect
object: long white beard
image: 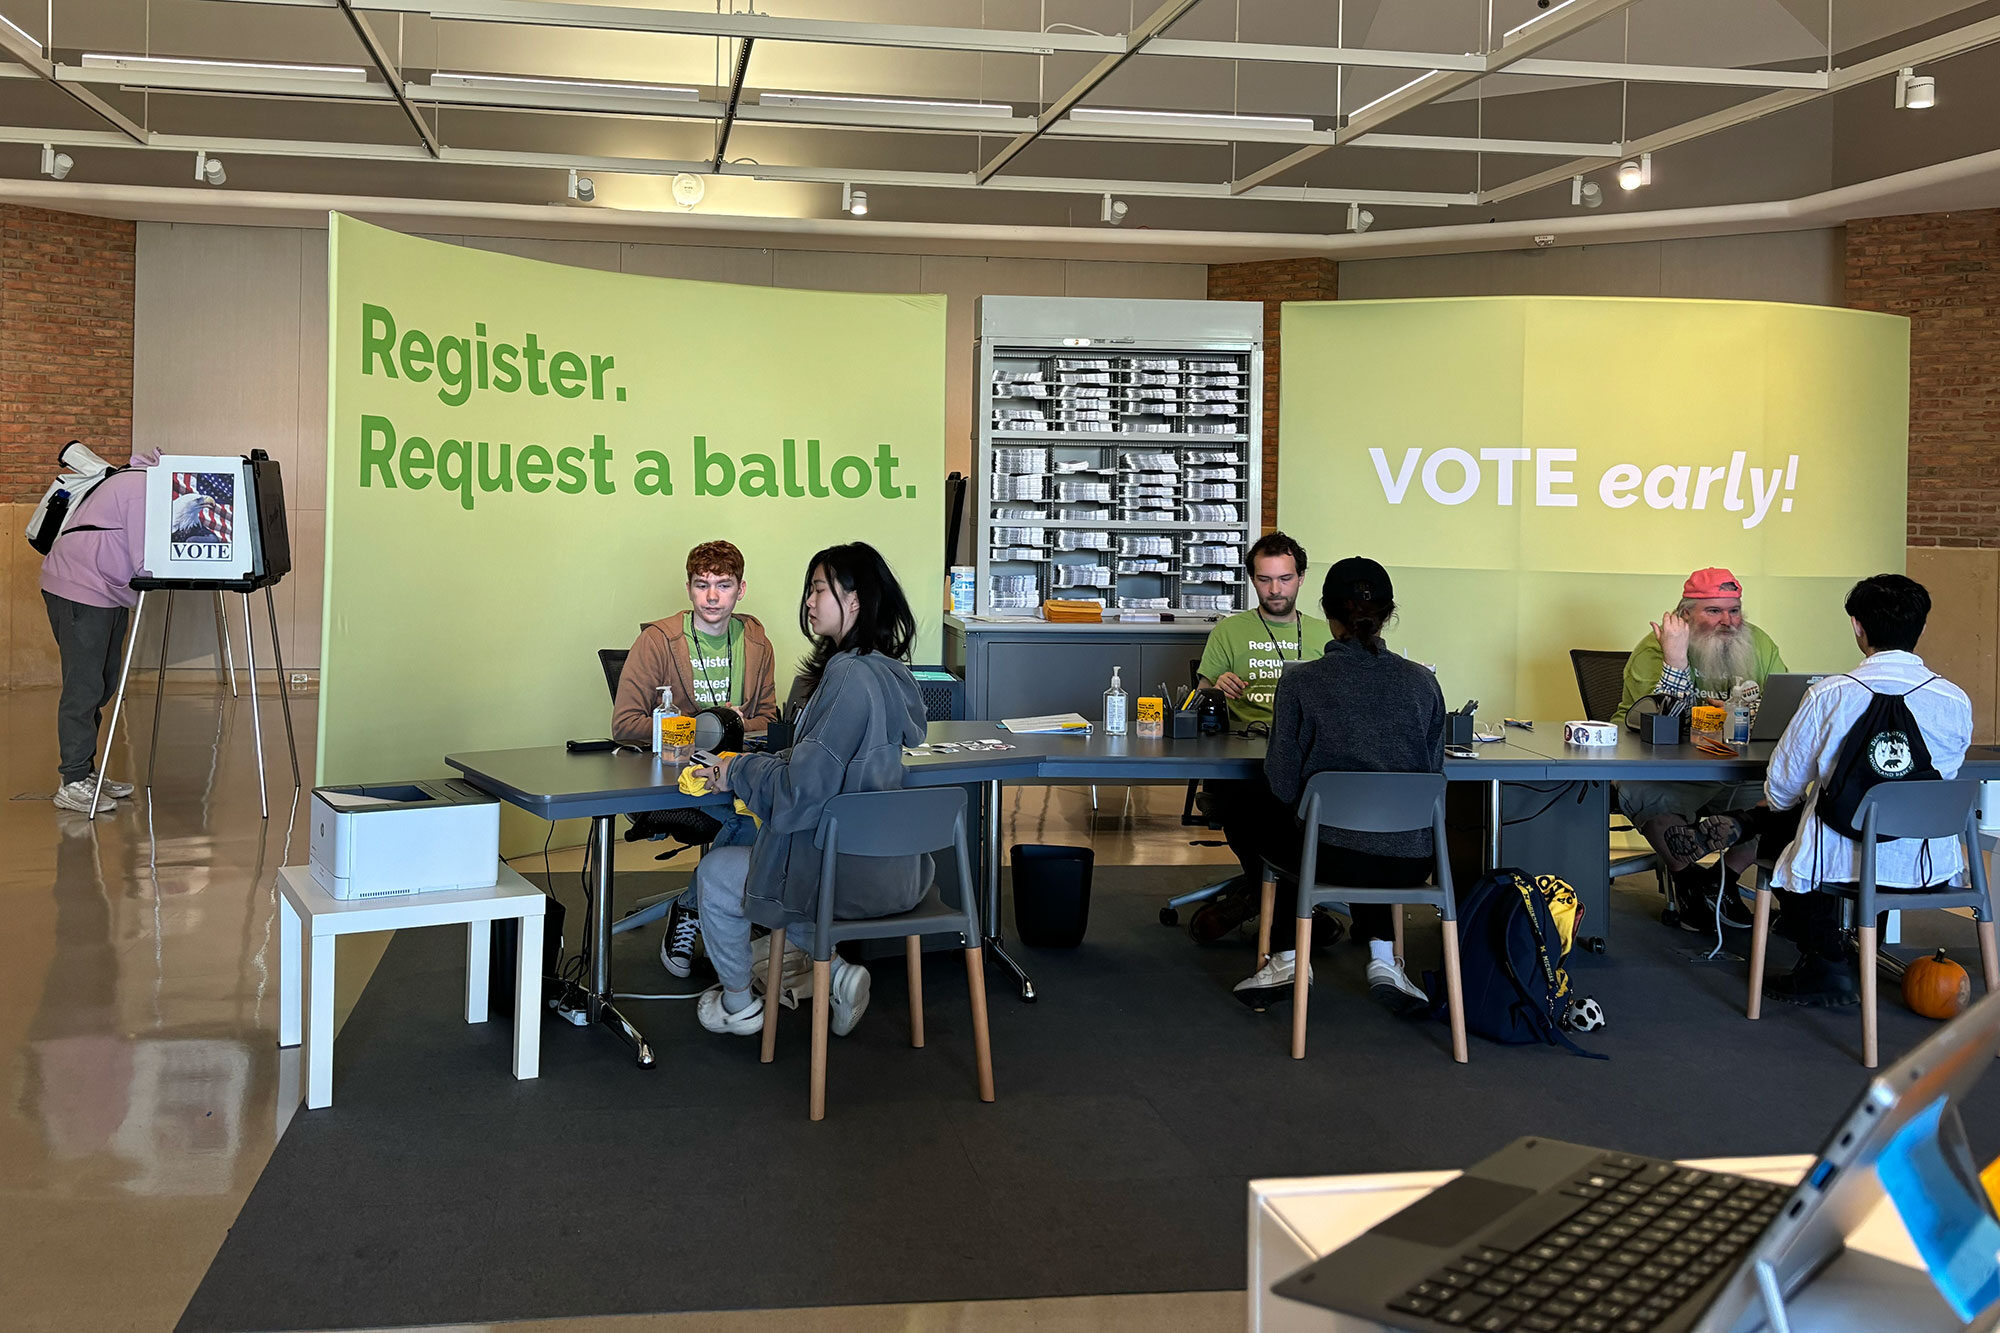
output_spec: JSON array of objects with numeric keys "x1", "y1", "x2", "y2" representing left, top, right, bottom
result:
[{"x1": 1688, "y1": 627, "x2": 1757, "y2": 694}]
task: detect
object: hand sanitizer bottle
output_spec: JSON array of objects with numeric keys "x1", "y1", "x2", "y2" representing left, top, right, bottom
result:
[{"x1": 1104, "y1": 665, "x2": 1128, "y2": 737}]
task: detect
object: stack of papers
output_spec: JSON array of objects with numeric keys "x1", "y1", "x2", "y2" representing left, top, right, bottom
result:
[
  {"x1": 998, "y1": 713, "x2": 1093, "y2": 734},
  {"x1": 1042, "y1": 599, "x2": 1103, "y2": 623}
]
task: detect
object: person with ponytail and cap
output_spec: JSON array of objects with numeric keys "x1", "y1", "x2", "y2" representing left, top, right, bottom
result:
[
  {"x1": 1231, "y1": 556, "x2": 1447, "y2": 1016},
  {"x1": 1614, "y1": 566, "x2": 1788, "y2": 933}
]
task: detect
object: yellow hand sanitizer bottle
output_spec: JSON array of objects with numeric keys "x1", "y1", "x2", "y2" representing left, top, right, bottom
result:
[{"x1": 654, "y1": 685, "x2": 694, "y2": 762}]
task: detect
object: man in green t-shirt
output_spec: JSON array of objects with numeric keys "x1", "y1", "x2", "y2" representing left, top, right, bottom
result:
[
  {"x1": 1614, "y1": 567, "x2": 1788, "y2": 934},
  {"x1": 1188, "y1": 533, "x2": 1334, "y2": 946}
]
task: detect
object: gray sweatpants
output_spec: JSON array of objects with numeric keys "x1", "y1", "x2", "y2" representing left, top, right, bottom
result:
[
  {"x1": 694, "y1": 846, "x2": 833, "y2": 994},
  {"x1": 43, "y1": 592, "x2": 130, "y2": 785}
]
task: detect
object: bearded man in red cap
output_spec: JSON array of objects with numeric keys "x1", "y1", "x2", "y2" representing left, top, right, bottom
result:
[{"x1": 1614, "y1": 567, "x2": 1788, "y2": 931}]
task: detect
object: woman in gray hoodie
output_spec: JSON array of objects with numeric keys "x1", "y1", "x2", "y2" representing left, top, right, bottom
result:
[{"x1": 690, "y1": 542, "x2": 929, "y2": 1038}]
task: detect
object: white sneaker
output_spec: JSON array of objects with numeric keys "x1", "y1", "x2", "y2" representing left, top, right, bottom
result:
[
  {"x1": 696, "y1": 986, "x2": 764, "y2": 1035},
  {"x1": 829, "y1": 958, "x2": 871, "y2": 1037},
  {"x1": 91, "y1": 774, "x2": 135, "y2": 799},
  {"x1": 1367, "y1": 957, "x2": 1431, "y2": 1016},
  {"x1": 1234, "y1": 949, "x2": 1310, "y2": 1010},
  {"x1": 52, "y1": 780, "x2": 114, "y2": 815}
]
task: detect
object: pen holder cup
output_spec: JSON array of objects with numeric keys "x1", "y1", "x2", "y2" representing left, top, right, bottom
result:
[
  {"x1": 1637, "y1": 712, "x2": 1682, "y2": 746},
  {"x1": 1445, "y1": 713, "x2": 1475, "y2": 746},
  {"x1": 767, "y1": 718, "x2": 796, "y2": 750},
  {"x1": 1170, "y1": 707, "x2": 1201, "y2": 739}
]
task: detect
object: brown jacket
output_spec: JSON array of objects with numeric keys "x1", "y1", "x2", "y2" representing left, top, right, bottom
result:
[{"x1": 613, "y1": 612, "x2": 781, "y2": 742}]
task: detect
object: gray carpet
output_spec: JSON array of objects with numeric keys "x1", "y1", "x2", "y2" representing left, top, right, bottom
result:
[{"x1": 177, "y1": 864, "x2": 2000, "y2": 1331}]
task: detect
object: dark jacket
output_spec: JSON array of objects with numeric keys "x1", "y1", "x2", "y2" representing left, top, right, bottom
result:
[
  {"x1": 1265, "y1": 637, "x2": 1446, "y2": 859},
  {"x1": 726, "y1": 650, "x2": 930, "y2": 930}
]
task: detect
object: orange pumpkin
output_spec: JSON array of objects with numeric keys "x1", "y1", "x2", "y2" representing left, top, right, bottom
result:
[{"x1": 1903, "y1": 948, "x2": 1971, "y2": 1020}]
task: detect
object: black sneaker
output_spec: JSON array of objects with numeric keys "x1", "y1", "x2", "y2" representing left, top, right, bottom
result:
[
  {"x1": 1766, "y1": 954, "x2": 1860, "y2": 1007},
  {"x1": 660, "y1": 898, "x2": 701, "y2": 979},
  {"x1": 1186, "y1": 875, "x2": 1257, "y2": 946}
]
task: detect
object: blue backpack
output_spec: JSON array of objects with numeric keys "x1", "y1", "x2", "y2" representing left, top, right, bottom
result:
[{"x1": 1427, "y1": 868, "x2": 1606, "y2": 1059}]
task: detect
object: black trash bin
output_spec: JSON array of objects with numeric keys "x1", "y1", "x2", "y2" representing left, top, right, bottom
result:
[{"x1": 1011, "y1": 843, "x2": 1094, "y2": 947}]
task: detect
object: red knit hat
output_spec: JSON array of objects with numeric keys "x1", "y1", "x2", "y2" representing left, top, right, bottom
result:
[{"x1": 1683, "y1": 567, "x2": 1743, "y2": 599}]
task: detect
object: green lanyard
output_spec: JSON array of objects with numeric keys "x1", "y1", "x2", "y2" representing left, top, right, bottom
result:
[{"x1": 688, "y1": 615, "x2": 735, "y2": 704}]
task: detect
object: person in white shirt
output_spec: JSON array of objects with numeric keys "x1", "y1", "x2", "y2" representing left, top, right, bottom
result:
[{"x1": 1715, "y1": 574, "x2": 1972, "y2": 1006}]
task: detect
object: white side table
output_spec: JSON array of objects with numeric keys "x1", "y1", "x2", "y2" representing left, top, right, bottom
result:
[
  {"x1": 277, "y1": 863, "x2": 546, "y2": 1109},
  {"x1": 1249, "y1": 1156, "x2": 1961, "y2": 1333}
]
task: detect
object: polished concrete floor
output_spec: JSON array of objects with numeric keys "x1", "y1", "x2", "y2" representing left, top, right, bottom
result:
[{"x1": 0, "y1": 683, "x2": 1244, "y2": 1332}]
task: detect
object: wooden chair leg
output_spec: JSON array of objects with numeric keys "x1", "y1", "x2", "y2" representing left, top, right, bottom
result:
[
  {"x1": 760, "y1": 926, "x2": 785, "y2": 1064},
  {"x1": 1256, "y1": 874, "x2": 1276, "y2": 968},
  {"x1": 810, "y1": 958, "x2": 831, "y2": 1120},
  {"x1": 1391, "y1": 905, "x2": 1405, "y2": 961},
  {"x1": 1746, "y1": 889, "x2": 1771, "y2": 1021},
  {"x1": 965, "y1": 946, "x2": 995, "y2": 1102},
  {"x1": 1290, "y1": 915, "x2": 1312, "y2": 1059},
  {"x1": 1441, "y1": 918, "x2": 1468, "y2": 1065},
  {"x1": 1858, "y1": 925, "x2": 1879, "y2": 1069},
  {"x1": 906, "y1": 935, "x2": 926, "y2": 1048},
  {"x1": 1979, "y1": 921, "x2": 2000, "y2": 996}
]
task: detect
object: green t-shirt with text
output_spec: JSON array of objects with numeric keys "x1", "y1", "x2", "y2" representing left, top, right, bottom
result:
[
  {"x1": 1198, "y1": 610, "x2": 1333, "y2": 728},
  {"x1": 686, "y1": 614, "x2": 745, "y2": 709}
]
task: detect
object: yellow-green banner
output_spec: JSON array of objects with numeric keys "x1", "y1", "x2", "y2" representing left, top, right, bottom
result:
[
  {"x1": 1279, "y1": 296, "x2": 1909, "y2": 718},
  {"x1": 321, "y1": 215, "x2": 946, "y2": 791}
]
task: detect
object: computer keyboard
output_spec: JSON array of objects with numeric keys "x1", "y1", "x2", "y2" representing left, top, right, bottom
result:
[{"x1": 1386, "y1": 1153, "x2": 1789, "y2": 1332}]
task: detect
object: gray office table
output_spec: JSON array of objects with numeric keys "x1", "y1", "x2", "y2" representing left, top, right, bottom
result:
[{"x1": 446, "y1": 746, "x2": 736, "y2": 1068}]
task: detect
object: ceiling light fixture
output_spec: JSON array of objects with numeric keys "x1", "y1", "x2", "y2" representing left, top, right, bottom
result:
[
  {"x1": 195, "y1": 151, "x2": 226, "y2": 186},
  {"x1": 40, "y1": 144, "x2": 72, "y2": 181},
  {"x1": 1346, "y1": 202, "x2": 1374, "y2": 233},
  {"x1": 566, "y1": 168, "x2": 594, "y2": 203},
  {"x1": 1570, "y1": 175, "x2": 1603, "y2": 208},
  {"x1": 1894, "y1": 67, "x2": 1936, "y2": 110},
  {"x1": 430, "y1": 71, "x2": 698, "y2": 101},
  {"x1": 762, "y1": 91, "x2": 1010, "y2": 117},
  {"x1": 1615, "y1": 152, "x2": 1651, "y2": 191},
  {"x1": 671, "y1": 173, "x2": 705, "y2": 207},
  {"x1": 1101, "y1": 193, "x2": 1128, "y2": 225},
  {"x1": 1069, "y1": 106, "x2": 1313, "y2": 134},
  {"x1": 841, "y1": 183, "x2": 870, "y2": 216},
  {"x1": 0, "y1": 13, "x2": 41, "y2": 54},
  {"x1": 82, "y1": 52, "x2": 368, "y2": 81}
]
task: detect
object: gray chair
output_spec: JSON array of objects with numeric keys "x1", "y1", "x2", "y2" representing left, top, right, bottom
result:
[
  {"x1": 1570, "y1": 648, "x2": 1665, "y2": 893},
  {"x1": 1746, "y1": 780, "x2": 1997, "y2": 1068},
  {"x1": 1277, "y1": 771, "x2": 1466, "y2": 1063},
  {"x1": 759, "y1": 787, "x2": 996, "y2": 1121}
]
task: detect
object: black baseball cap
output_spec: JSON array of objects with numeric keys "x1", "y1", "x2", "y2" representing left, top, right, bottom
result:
[{"x1": 1327, "y1": 556, "x2": 1393, "y2": 605}]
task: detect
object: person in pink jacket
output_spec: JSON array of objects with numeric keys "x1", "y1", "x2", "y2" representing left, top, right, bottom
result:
[{"x1": 38, "y1": 448, "x2": 157, "y2": 814}]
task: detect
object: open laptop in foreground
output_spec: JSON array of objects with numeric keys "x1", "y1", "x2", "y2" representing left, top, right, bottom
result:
[{"x1": 1272, "y1": 989, "x2": 2000, "y2": 1332}]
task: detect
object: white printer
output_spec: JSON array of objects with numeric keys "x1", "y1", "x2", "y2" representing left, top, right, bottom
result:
[{"x1": 309, "y1": 779, "x2": 501, "y2": 900}]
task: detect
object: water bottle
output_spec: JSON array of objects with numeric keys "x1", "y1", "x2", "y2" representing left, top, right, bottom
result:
[{"x1": 1103, "y1": 665, "x2": 1128, "y2": 737}]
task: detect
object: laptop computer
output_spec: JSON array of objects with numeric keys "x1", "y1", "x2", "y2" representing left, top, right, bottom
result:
[
  {"x1": 1749, "y1": 673, "x2": 1827, "y2": 742},
  {"x1": 1271, "y1": 989, "x2": 2000, "y2": 1332}
]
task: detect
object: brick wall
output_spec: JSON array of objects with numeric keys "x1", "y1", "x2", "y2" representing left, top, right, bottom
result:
[
  {"x1": 0, "y1": 205, "x2": 135, "y2": 502},
  {"x1": 1844, "y1": 209, "x2": 2000, "y2": 549},
  {"x1": 1205, "y1": 257, "x2": 1337, "y2": 533}
]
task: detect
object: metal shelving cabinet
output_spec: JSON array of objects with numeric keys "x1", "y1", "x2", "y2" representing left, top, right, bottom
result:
[{"x1": 972, "y1": 295, "x2": 1264, "y2": 621}]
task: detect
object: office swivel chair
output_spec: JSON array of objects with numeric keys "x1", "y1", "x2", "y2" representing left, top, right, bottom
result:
[{"x1": 1569, "y1": 649, "x2": 1664, "y2": 895}]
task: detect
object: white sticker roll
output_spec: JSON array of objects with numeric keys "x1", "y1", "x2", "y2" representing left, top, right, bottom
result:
[{"x1": 1563, "y1": 719, "x2": 1619, "y2": 747}]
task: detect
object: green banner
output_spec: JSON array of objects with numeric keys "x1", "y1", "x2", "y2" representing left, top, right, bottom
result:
[
  {"x1": 321, "y1": 215, "x2": 946, "y2": 793},
  {"x1": 1279, "y1": 296, "x2": 1909, "y2": 718}
]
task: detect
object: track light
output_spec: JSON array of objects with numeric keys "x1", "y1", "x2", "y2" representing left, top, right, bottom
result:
[
  {"x1": 566, "y1": 168, "x2": 594, "y2": 202},
  {"x1": 1615, "y1": 152, "x2": 1651, "y2": 191},
  {"x1": 1570, "y1": 175, "x2": 1602, "y2": 209},
  {"x1": 195, "y1": 151, "x2": 226, "y2": 186},
  {"x1": 40, "y1": 144, "x2": 72, "y2": 180},
  {"x1": 841, "y1": 183, "x2": 868, "y2": 216},
  {"x1": 1895, "y1": 67, "x2": 1936, "y2": 110},
  {"x1": 1346, "y1": 202, "x2": 1373, "y2": 233},
  {"x1": 1101, "y1": 193, "x2": 1128, "y2": 225}
]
